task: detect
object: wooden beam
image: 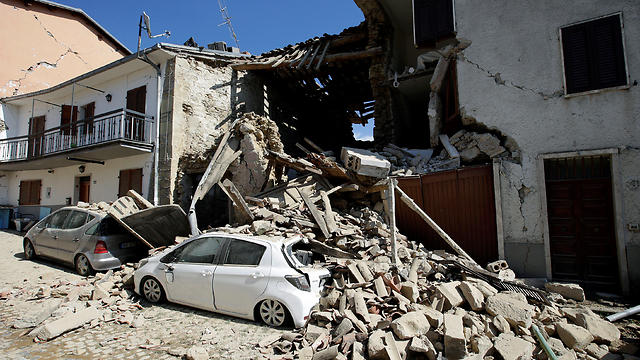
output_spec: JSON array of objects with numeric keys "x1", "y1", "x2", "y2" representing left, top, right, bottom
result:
[
  {"x1": 299, "y1": 188, "x2": 331, "y2": 238},
  {"x1": 439, "y1": 134, "x2": 460, "y2": 159},
  {"x1": 220, "y1": 179, "x2": 255, "y2": 222},
  {"x1": 127, "y1": 189, "x2": 153, "y2": 209},
  {"x1": 393, "y1": 179, "x2": 477, "y2": 264},
  {"x1": 233, "y1": 47, "x2": 383, "y2": 71},
  {"x1": 321, "y1": 191, "x2": 338, "y2": 234}
]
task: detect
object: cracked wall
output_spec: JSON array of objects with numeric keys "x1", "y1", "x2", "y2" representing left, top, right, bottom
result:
[
  {"x1": 0, "y1": 0, "x2": 126, "y2": 98},
  {"x1": 455, "y1": 0, "x2": 640, "y2": 280},
  {"x1": 158, "y1": 56, "x2": 264, "y2": 207}
]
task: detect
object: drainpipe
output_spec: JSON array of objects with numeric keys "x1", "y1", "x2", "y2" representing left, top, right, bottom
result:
[{"x1": 137, "y1": 47, "x2": 162, "y2": 206}]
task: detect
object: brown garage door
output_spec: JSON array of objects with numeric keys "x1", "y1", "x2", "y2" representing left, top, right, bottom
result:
[
  {"x1": 396, "y1": 165, "x2": 498, "y2": 265},
  {"x1": 544, "y1": 156, "x2": 619, "y2": 292}
]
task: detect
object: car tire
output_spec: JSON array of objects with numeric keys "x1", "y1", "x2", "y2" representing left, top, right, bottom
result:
[
  {"x1": 23, "y1": 239, "x2": 36, "y2": 260},
  {"x1": 141, "y1": 277, "x2": 165, "y2": 303},
  {"x1": 258, "y1": 299, "x2": 289, "y2": 327},
  {"x1": 75, "y1": 254, "x2": 94, "y2": 276}
]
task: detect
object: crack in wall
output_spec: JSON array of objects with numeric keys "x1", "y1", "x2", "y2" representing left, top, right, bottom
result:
[
  {"x1": 7, "y1": 48, "x2": 75, "y2": 95},
  {"x1": 458, "y1": 53, "x2": 565, "y2": 100},
  {"x1": 32, "y1": 14, "x2": 88, "y2": 65}
]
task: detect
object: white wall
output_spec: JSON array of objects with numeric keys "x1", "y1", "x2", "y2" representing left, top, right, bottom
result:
[
  {"x1": 454, "y1": 0, "x2": 640, "y2": 283},
  {"x1": 6, "y1": 153, "x2": 152, "y2": 206},
  {"x1": 2, "y1": 65, "x2": 159, "y2": 138}
]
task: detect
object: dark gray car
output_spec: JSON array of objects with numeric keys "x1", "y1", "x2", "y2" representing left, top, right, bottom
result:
[{"x1": 23, "y1": 206, "x2": 146, "y2": 276}]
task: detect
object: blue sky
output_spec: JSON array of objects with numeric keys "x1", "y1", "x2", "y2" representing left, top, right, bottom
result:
[
  {"x1": 54, "y1": 1, "x2": 364, "y2": 55},
  {"x1": 54, "y1": 0, "x2": 374, "y2": 139}
]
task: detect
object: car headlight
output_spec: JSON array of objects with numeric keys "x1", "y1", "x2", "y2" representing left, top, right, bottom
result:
[{"x1": 285, "y1": 275, "x2": 310, "y2": 292}]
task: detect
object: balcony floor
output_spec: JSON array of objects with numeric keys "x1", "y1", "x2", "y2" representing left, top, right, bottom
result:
[{"x1": 0, "y1": 140, "x2": 153, "y2": 170}]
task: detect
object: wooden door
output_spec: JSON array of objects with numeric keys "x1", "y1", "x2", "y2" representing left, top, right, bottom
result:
[
  {"x1": 126, "y1": 86, "x2": 146, "y2": 141},
  {"x1": 28, "y1": 116, "x2": 45, "y2": 158},
  {"x1": 545, "y1": 156, "x2": 619, "y2": 292},
  {"x1": 395, "y1": 165, "x2": 498, "y2": 265},
  {"x1": 79, "y1": 176, "x2": 91, "y2": 203},
  {"x1": 81, "y1": 102, "x2": 95, "y2": 137}
]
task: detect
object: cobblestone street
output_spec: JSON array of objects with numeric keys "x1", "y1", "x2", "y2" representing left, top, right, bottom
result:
[{"x1": 0, "y1": 230, "x2": 285, "y2": 359}]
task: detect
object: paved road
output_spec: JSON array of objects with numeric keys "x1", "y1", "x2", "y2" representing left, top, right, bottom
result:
[{"x1": 0, "y1": 230, "x2": 285, "y2": 359}]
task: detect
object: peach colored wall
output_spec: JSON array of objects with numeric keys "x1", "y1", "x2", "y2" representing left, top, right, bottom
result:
[{"x1": 0, "y1": 0, "x2": 127, "y2": 98}]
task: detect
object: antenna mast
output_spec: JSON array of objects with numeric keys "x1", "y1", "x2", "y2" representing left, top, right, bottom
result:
[{"x1": 218, "y1": 0, "x2": 240, "y2": 48}]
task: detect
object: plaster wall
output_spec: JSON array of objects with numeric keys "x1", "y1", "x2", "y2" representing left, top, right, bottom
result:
[
  {"x1": 0, "y1": 0, "x2": 126, "y2": 97},
  {"x1": 454, "y1": 0, "x2": 640, "y2": 281},
  {"x1": 5, "y1": 153, "x2": 152, "y2": 206}
]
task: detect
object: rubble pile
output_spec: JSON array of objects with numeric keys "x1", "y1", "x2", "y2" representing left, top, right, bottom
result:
[
  {"x1": 449, "y1": 129, "x2": 518, "y2": 163},
  {"x1": 5, "y1": 265, "x2": 144, "y2": 342}
]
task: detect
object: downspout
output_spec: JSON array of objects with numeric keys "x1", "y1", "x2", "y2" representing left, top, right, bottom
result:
[{"x1": 136, "y1": 46, "x2": 162, "y2": 205}]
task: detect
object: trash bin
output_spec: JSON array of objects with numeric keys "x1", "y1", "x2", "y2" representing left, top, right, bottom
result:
[{"x1": 0, "y1": 208, "x2": 10, "y2": 229}]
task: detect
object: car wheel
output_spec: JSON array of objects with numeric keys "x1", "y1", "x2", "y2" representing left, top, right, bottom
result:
[
  {"x1": 75, "y1": 254, "x2": 94, "y2": 276},
  {"x1": 142, "y1": 277, "x2": 165, "y2": 303},
  {"x1": 23, "y1": 239, "x2": 36, "y2": 260},
  {"x1": 259, "y1": 299, "x2": 287, "y2": 327}
]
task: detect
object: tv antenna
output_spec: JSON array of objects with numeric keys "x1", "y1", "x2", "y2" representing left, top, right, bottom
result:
[
  {"x1": 138, "y1": 11, "x2": 171, "y2": 53},
  {"x1": 218, "y1": 0, "x2": 239, "y2": 48}
]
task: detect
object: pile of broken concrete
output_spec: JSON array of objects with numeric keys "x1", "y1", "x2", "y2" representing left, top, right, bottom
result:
[{"x1": 6, "y1": 265, "x2": 145, "y2": 342}]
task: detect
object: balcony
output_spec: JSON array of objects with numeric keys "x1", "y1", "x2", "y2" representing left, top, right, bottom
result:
[{"x1": 0, "y1": 109, "x2": 154, "y2": 170}]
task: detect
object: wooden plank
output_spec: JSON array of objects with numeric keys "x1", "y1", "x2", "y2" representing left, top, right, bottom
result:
[
  {"x1": 430, "y1": 56, "x2": 450, "y2": 93},
  {"x1": 220, "y1": 179, "x2": 255, "y2": 222},
  {"x1": 321, "y1": 191, "x2": 338, "y2": 234},
  {"x1": 314, "y1": 41, "x2": 331, "y2": 71},
  {"x1": 107, "y1": 197, "x2": 154, "y2": 249},
  {"x1": 388, "y1": 180, "x2": 398, "y2": 265},
  {"x1": 393, "y1": 179, "x2": 477, "y2": 264},
  {"x1": 439, "y1": 134, "x2": 460, "y2": 159},
  {"x1": 347, "y1": 263, "x2": 366, "y2": 283},
  {"x1": 127, "y1": 189, "x2": 153, "y2": 209},
  {"x1": 295, "y1": 142, "x2": 311, "y2": 154},
  {"x1": 299, "y1": 187, "x2": 331, "y2": 238},
  {"x1": 233, "y1": 47, "x2": 383, "y2": 71},
  {"x1": 303, "y1": 137, "x2": 325, "y2": 153}
]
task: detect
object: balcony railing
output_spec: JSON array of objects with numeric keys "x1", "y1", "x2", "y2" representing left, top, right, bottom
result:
[{"x1": 0, "y1": 109, "x2": 154, "y2": 162}]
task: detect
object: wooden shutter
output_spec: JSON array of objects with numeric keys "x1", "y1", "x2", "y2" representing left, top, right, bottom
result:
[
  {"x1": 126, "y1": 86, "x2": 147, "y2": 113},
  {"x1": 81, "y1": 102, "x2": 95, "y2": 135},
  {"x1": 562, "y1": 14, "x2": 627, "y2": 94},
  {"x1": 414, "y1": 0, "x2": 455, "y2": 47},
  {"x1": 118, "y1": 169, "x2": 143, "y2": 197},
  {"x1": 19, "y1": 180, "x2": 41, "y2": 205},
  {"x1": 61, "y1": 105, "x2": 78, "y2": 136}
]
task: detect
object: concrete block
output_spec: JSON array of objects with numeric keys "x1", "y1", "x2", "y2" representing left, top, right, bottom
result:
[
  {"x1": 444, "y1": 313, "x2": 466, "y2": 359},
  {"x1": 556, "y1": 322, "x2": 594, "y2": 350},
  {"x1": 36, "y1": 306, "x2": 99, "y2": 341},
  {"x1": 575, "y1": 313, "x2": 620, "y2": 344},
  {"x1": 341, "y1": 147, "x2": 391, "y2": 178},
  {"x1": 545, "y1": 282, "x2": 585, "y2": 301},
  {"x1": 391, "y1": 312, "x2": 430, "y2": 340},
  {"x1": 485, "y1": 292, "x2": 535, "y2": 328},
  {"x1": 409, "y1": 337, "x2": 437, "y2": 360},
  {"x1": 436, "y1": 281, "x2": 464, "y2": 309},
  {"x1": 493, "y1": 333, "x2": 534, "y2": 360},
  {"x1": 458, "y1": 281, "x2": 485, "y2": 311},
  {"x1": 368, "y1": 330, "x2": 387, "y2": 360},
  {"x1": 422, "y1": 307, "x2": 444, "y2": 328}
]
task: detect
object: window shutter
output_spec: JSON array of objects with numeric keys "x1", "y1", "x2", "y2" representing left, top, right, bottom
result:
[
  {"x1": 31, "y1": 180, "x2": 41, "y2": 205},
  {"x1": 130, "y1": 168, "x2": 143, "y2": 195},
  {"x1": 562, "y1": 25, "x2": 591, "y2": 94},
  {"x1": 118, "y1": 170, "x2": 130, "y2": 198},
  {"x1": 591, "y1": 16, "x2": 626, "y2": 89},
  {"x1": 19, "y1": 181, "x2": 29, "y2": 205}
]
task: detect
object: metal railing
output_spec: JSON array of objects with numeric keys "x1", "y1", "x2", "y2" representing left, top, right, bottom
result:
[{"x1": 0, "y1": 109, "x2": 154, "y2": 162}]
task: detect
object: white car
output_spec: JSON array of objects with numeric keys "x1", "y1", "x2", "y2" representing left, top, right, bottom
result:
[{"x1": 133, "y1": 232, "x2": 330, "y2": 327}]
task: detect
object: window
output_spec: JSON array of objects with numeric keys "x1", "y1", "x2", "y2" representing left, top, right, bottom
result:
[
  {"x1": 561, "y1": 14, "x2": 628, "y2": 94},
  {"x1": 224, "y1": 239, "x2": 266, "y2": 266},
  {"x1": 64, "y1": 211, "x2": 88, "y2": 229},
  {"x1": 175, "y1": 237, "x2": 224, "y2": 264},
  {"x1": 47, "y1": 210, "x2": 71, "y2": 229},
  {"x1": 19, "y1": 180, "x2": 41, "y2": 205},
  {"x1": 413, "y1": 0, "x2": 455, "y2": 47},
  {"x1": 118, "y1": 169, "x2": 143, "y2": 197}
]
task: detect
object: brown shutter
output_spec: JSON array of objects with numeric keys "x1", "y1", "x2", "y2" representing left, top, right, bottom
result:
[
  {"x1": 30, "y1": 180, "x2": 41, "y2": 205},
  {"x1": 19, "y1": 180, "x2": 41, "y2": 205},
  {"x1": 61, "y1": 105, "x2": 71, "y2": 135},
  {"x1": 118, "y1": 170, "x2": 130, "y2": 198},
  {"x1": 19, "y1": 181, "x2": 29, "y2": 205},
  {"x1": 130, "y1": 168, "x2": 143, "y2": 195}
]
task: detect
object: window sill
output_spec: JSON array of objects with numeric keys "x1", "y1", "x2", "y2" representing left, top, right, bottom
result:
[{"x1": 563, "y1": 83, "x2": 631, "y2": 99}]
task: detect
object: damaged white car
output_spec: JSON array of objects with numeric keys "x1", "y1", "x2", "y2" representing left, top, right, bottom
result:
[{"x1": 133, "y1": 233, "x2": 330, "y2": 327}]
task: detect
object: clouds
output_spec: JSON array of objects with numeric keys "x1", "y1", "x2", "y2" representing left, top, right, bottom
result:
[{"x1": 352, "y1": 123, "x2": 374, "y2": 142}]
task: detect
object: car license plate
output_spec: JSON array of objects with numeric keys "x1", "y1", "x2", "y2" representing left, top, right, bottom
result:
[{"x1": 120, "y1": 242, "x2": 136, "y2": 249}]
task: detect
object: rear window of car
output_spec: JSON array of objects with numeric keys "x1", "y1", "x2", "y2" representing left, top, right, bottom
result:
[
  {"x1": 223, "y1": 239, "x2": 266, "y2": 266},
  {"x1": 85, "y1": 217, "x2": 127, "y2": 236},
  {"x1": 64, "y1": 211, "x2": 88, "y2": 229}
]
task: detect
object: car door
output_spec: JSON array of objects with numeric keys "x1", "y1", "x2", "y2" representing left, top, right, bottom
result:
[
  {"x1": 213, "y1": 238, "x2": 271, "y2": 315},
  {"x1": 163, "y1": 236, "x2": 224, "y2": 311},
  {"x1": 57, "y1": 210, "x2": 91, "y2": 263},
  {"x1": 33, "y1": 210, "x2": 70, "y2": 258}
]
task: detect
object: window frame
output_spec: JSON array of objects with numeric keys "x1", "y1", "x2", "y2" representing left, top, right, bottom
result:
[{"x1": 559, "y1": 12, "x2": 630, "y2": 98}]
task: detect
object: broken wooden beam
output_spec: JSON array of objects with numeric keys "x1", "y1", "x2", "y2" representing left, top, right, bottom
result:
[
  {"x1": 320, "y1": 191, "x2": 338, "y2": 234},
  {"x1": 393, "y1": 179, "x2": 476, "y2": 264},
  {"x1": 299, "y1": 188, "x2": 331, "y2": 239},
  {"x1": 127, "y1": 190, "x2": 153, "y2": 209},
  {"x1": 219, "y1": 179, "x2": 255, "y2": 222},
  {"x1": 233, "y1": 47, "x2": 383, "y2": 71}
]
